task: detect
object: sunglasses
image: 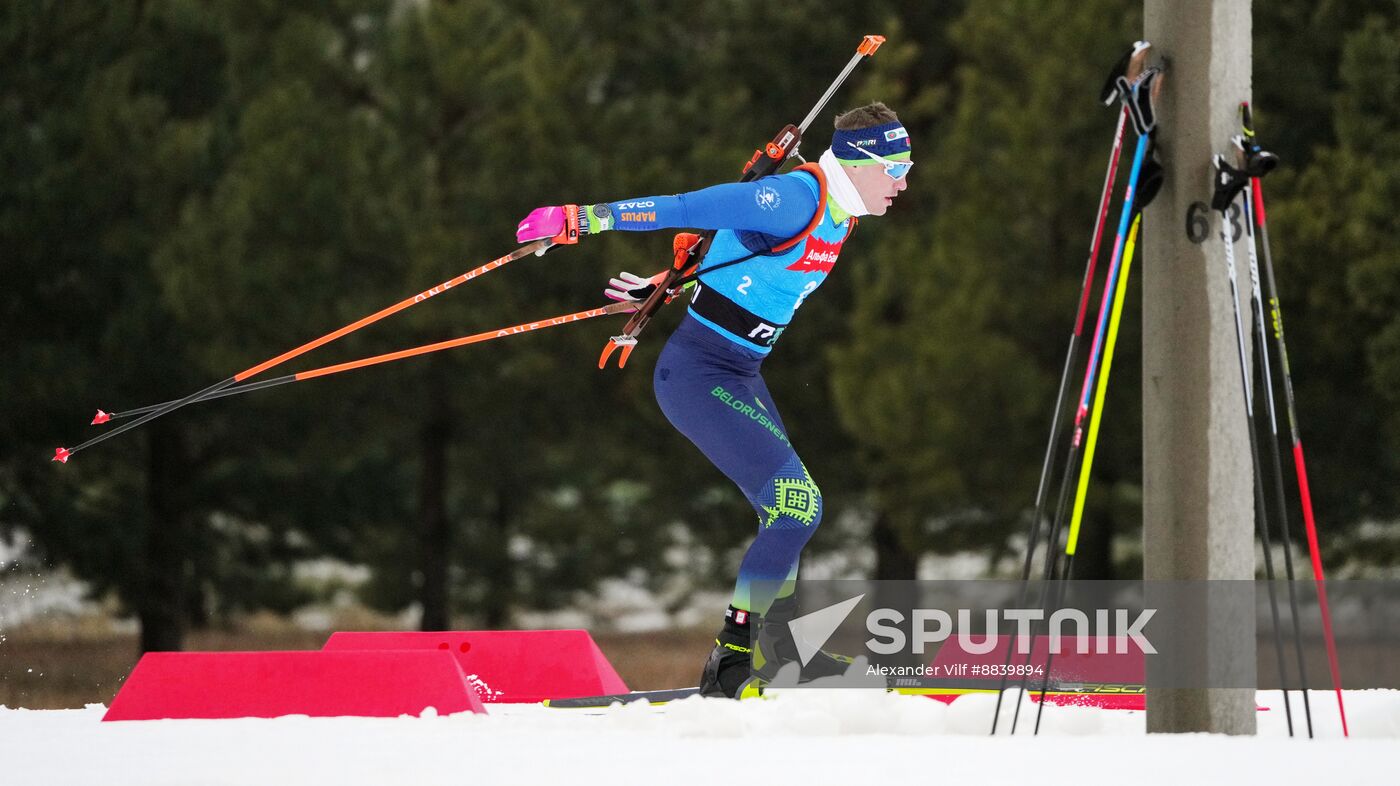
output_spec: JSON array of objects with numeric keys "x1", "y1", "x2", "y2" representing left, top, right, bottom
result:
[{"x1": 845, "y1": 142, "x2": 913, "y2": 180}]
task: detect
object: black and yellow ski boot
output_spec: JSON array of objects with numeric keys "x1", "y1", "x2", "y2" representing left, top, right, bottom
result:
[{"x1": 698, "y1": 605, "x2": 765, "y2": 699}]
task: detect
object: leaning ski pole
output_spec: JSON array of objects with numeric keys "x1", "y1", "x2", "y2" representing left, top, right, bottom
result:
[
  {"x1": 1033, "y1": 213, "x2": 1143, "y2": 733},
  {"x1": 1241, "y1": 101, "x2": 1348, "y2": 736},
  {"x1": 1214, "y1": 154, "x2": 1297, "y2": 736},
  {"x1": 1032, "y1": 133, "x2": 1165, "y2": 736},
  {"x1": 52, "y1": 238, "x2": 557, "y2": 463},
  {"x1": 596, "y1": 33, "x2": 886, "y2": 368},
  {"x1": 990, "y1": 40, "x2": 1146, "y2": 736},
  {"x1": 1037, "y1": 66, "x2": 1163, "y2": 595},
  {"x1": 1236, "y1": 137, "x2": 1314, "y2": 738},
  {"x1": 1065, "y1": 216, "x2": 1143, "y2": 567},
  {"x1": 1007, "y1": 60, "x2": 1165, "y2": 737},
  {"x1": 91, "y1": 301, "x2": 638, "y2": 422}
]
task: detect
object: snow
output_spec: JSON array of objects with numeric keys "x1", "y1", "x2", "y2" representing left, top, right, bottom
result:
[{"x1": 1, "y1": 690, "x2": 1394, "y2": 786}]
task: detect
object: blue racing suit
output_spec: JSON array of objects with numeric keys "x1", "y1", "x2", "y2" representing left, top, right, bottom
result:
[{"x1": 599, "y1": 168, "x2": 857, "y2": 613}]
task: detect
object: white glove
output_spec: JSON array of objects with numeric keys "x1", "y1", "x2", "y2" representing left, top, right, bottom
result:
[{"x1": 604, "y1": 270, "x2": 668, "y2": 303}]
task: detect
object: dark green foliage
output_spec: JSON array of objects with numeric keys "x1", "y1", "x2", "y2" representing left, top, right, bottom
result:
[
  {"x1": 831, "y1": 1, "x2": 1142, "y2": 575},
  {"x1": 1266, "y1": 12, "x2": 1400, "y2": 537}
]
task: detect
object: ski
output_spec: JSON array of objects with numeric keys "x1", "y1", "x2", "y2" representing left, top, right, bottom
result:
[
  {"x1": 543, "y1": 687, "x2": 703, "y2": 708},
  {"x1": 542, "y1": 679, "x2": 1116, "y2": 710}
]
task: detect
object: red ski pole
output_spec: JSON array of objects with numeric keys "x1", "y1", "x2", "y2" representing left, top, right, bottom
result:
[{"x1": 1241, "y1": 101, "x2": 1348, "y2": 736}]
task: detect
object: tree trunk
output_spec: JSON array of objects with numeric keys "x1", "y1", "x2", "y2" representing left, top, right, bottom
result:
[
  {"x1": 419, "y1": 363, "x2": 452, "y2": 631},
  {"x1": 1073, "y1": 490, "x2": 1117, "y2": 580},
  {"x1": 480, "y1": 483, "x2": 512, "y2": 629},
  {"x1": 1072, "y1": 456, "x2": 1124, "y2": 580},
  {"x1": 872, "y1": 509, "x2": 918, "y2": 581},
  {"x1": 139, "y1": 420, "x2": 187, "y2": 653},
  {"x1": 871, "y1": 508, "x2": 919, "y2": 670}
]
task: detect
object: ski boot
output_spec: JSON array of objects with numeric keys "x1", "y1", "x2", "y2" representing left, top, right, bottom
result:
[
  {"x1": 755, "y1": 594, "x2": 856, "y2": 683},
  {"x1": 698, "y1": 606, "x2": 765, "y2": 699}
]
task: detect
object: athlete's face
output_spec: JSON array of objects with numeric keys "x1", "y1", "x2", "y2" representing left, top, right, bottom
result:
[{"x1": 843, "y1": 159, "x2": 909, "y2": 216}]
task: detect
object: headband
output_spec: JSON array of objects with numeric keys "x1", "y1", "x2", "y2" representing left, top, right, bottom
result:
[{"x1": 832, "y1": 120, "x2": 912, "y2": 162}]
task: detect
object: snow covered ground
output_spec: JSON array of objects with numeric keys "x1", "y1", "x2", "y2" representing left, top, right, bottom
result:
[{"x1": 1, "y1": 689, "x2": 1394, "y2": 786}]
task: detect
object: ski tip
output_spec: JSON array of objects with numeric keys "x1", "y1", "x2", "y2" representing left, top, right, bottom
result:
[
  {"x1": 91, "y1": 409, "x2": 112, "y2": 425},
  {"x1": 52, "y1": 447, "x2": 72, "y2": 464}
]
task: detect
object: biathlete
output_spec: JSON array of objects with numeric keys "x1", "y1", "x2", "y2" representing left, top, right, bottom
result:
[{"x1": 516, "y1": 102, "x2": 911, "y2": 698}]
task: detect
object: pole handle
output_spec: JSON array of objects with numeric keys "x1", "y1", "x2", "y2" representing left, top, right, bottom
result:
[
  {"x1": 857, "y1": 35, "x2": 885, "y2": 56},
  {"x1": 1126, "y1": 41, "x2": 1152, "y2": 82},
  {"x1": 1240, "y1": 101, "x2": 1256, "y2": 140}
]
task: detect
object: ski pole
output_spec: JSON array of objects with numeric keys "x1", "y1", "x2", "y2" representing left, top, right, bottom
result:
[
  {"x1": 1030, "y1": 148, "x2": 1164, "y2": 733},
  {"x1": 52, "y1": 238, "x2": 556, "y2": 462},
  {"x1": 990, "y1": 43, "x2": 1148, "y2": 736},
  {"x1": 1241, "y1": 101, "x2": 1348, "y2": 736},
  {"x1": 1025, "y1": 107, "x2": 1129, "y2": 582},
  {"x1": 84, "y1": 301, "x2": 637, "y2": 422},
  {"x1": 1033, "y1": 212, "x2": 1142, "y2": 733},
  {"x1": 1065, "y1": 213, "x2": 1141, "y2": 563},
  {"x1": 1007, "y1": 65, "x2": 1164, "y2": 737},
  {"x1": 1041, "y1": 69, "x2": 1161, "y2": 595},
  {"x1": 1237, "y1": 141, "x2": 1315, "y2": 738},
  {"x1": 1214, "y1": 154, "x2": 1297, "y2": 736},
  {"x1": 90, "y1": 377, "x2": 296, "y2": 424},
  {"x1": 1074, "y1": 66, "x2": 1162, "y2": 432},
  {"x1": 598, "y1": 34, "x2": 886, "y2": 367}
]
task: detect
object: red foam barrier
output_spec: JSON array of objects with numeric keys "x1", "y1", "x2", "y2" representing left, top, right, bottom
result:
[
  {"x1": 103, "y1": 650, "x2": 485, "y2": 721},
  {"x1": 323, "y1": 630, "x2": 628, "y2": 703},
  {"x1": 925, "y1": 635, "x2": 1146, "y2": 709}
]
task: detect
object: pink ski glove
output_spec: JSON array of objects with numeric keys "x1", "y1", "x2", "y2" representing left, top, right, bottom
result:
[{"x1": 516, "y1": 205, "x2": 572, "y2": 243}]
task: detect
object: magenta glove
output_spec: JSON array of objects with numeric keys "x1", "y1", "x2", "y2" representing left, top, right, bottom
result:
[{"x1": 516, "y1": 205, "x2": 570, "y2": 243}]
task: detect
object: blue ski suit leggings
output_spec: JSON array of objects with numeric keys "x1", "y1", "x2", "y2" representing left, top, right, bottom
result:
[{"x1": 654, "y1": 315, "x2": 824, "y2": 615}]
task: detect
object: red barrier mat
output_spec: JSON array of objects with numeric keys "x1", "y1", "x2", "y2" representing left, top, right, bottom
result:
[
  {"x1": 923, "y1": 635, "x2": 1146, "y2": 709},
  {"x1": 103, "y1": 650, "x2": 485, "y2": 721},
  {"x1": 323, "y1": 630, "x2": 628, "y2": 703},
  {"x1": 934, "y1": 634, "x2": 1145, "y2": 682}
]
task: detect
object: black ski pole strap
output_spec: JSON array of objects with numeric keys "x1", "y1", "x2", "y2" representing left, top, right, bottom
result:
[
  {"x1": 1118, "y1": 67, "x2": 1163, "y2": 137},
  {"x1": 1134, "y1": 146, "x2": 1165, "y2": 213},
  {"x1": 1100, "y1": 40, "x2": 1152, "y2": 106},
  {"x1": 1211, "y1": 154, "x2": 1250, "y2": 212}
]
